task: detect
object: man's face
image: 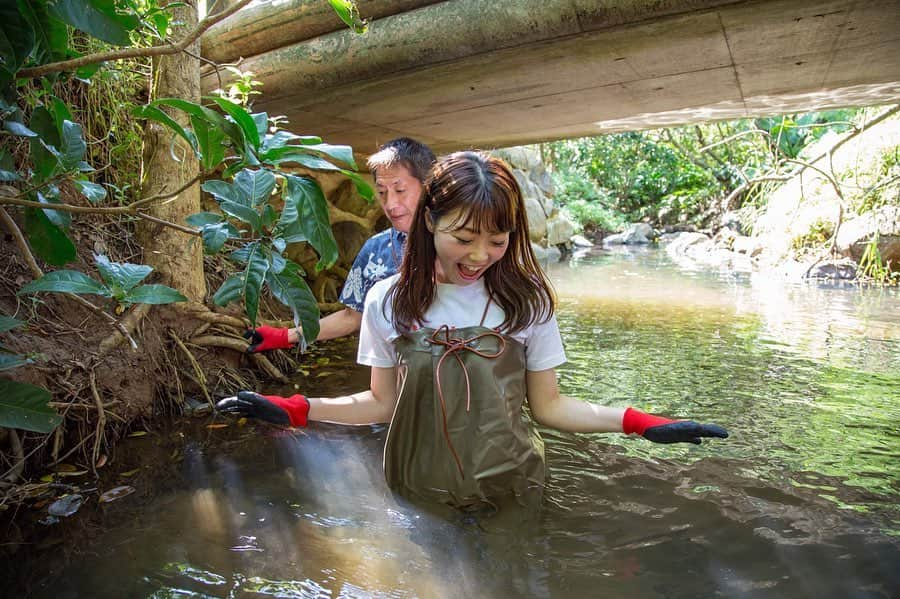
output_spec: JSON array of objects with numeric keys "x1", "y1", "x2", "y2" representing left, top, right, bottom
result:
[{"x1": 374, "y1": 164, "x2": 423, "y2": 234}]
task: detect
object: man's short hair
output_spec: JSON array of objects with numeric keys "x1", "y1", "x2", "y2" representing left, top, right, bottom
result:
[{"x1": 366, "y1": 137, "x2": 436, "y2": 182}]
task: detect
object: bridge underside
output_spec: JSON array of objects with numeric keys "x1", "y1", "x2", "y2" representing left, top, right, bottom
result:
[{"x1": 202, "y1": 0, "x2": 900, "y2": 156}]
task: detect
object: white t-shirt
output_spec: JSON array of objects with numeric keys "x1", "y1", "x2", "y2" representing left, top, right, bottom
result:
[{"x1": 357, "y1": 274, "x2": 567, "y2": 371}]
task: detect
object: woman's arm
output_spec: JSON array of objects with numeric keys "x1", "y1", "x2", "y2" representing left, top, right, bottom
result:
[
  {"x1": 307, "y1": 366, "x2": 398, "y2": 425},
  {"x1": 526, "y1": 368, "x2": 625, "y2": 432},
  {"x1": 526, "y1": 368, "x2": 728, "y2": 443}
]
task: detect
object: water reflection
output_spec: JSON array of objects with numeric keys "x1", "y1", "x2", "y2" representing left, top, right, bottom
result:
[{"x1": 15, "y1": 247, "x2": 900, "y2": 598}]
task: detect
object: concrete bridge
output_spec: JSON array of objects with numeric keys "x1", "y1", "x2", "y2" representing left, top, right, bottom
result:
[{"x1": 201, "y1": 0, "x2": 900, "y2": 155}]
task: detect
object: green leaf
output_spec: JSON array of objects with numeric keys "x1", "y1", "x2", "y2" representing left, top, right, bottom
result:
[
  {"x1": 0, "y1": 379, "x2": 61, "y2": 433},
  {"x1": 207, "y1": 96, "x2": 260, "y2": 151},
  {"x1": 18, "y1": 270, "x2": 109, "y2": 296},
  {"x1": 185, "y1": 212, "x2": 224, "y2": 227},
  {"x1": 269, "y1": 251, "x2": 286, "y2": 274},
  {"x1": 304, "y1": 143, "x2": 357, "y2": 169},
  {"x1": 35, "y1": 189, "x2": 71, "y2": 229},
  {"x1": 59, "y1": 120, "x2": 87, "y2": 171},
  {"x1": 340, "y1": 168, "x2": 374, "y2": 201},
  {"x1": 260, "y1": 131, "x2": 320, "y2": 155},
  {"x1": 282, "y1": 175, "x2": 338, "y2": 271},
  {"x1": 24, "y1": 208, "x2": 76, "y2": 266},
  {"x1": 0, "y1": 352, "x2": 31, "y2": 371},
  {"x1": 0, "y1": 1, "x2": 36, "y2": 76},
  {"x1": 152, "y1": 98, "x2": 244, "y2": 154},
  {"x1": 191, "y1": 113, "x2": 225, "y2": 170},
  {"x1": 18, "y1": 0, "x2": 68, "y2": 65},
  {"x1": 220, "y1": 200, "x2": 261, "y2": 233},
  {"x1": 201, "y1": 180, "x2": 240, "y2": 204},
  {"x1": 3, "y1": 120, "x2": 38, "y2": 137},
  {"x1": 0, "y1": 315, "x2": 25, "y2": 333},
  {"x1": 124, "y1": 284, "x2": 187, "y2": 305},
  {"x1": 197, "y1": 221, "x2": 238, "y2": 254},
  {"x1": 75, "y1": 61, "x2": 102, "y2": 81},
  {"x1": 241, "y1": 243, "x2": 270, "y2": 326},
  {"x1": 251, "y1": 112, "x2": 268, "y2": 138},
  {"x1": 93, "y1": 254, "x2": 152, "y2": 293},
  {"x1": 234, "y1": 168, "x2": 276, "y2": 207},
  {"x1": 74, "y1": 179, "x2": 107, "y2": 202},
  {"x1": 212, "y1": 273, "x2": 243, "y2": 307},
  {"x1": 266, "y1": 261, "x2": 320, "y2": 342},
  {"x1": 328, "y1": 0, "x2": 368, "y2": 34},
  {"x1": 28, "y1": 107, "x2": 61, "y2": 181},
  {"x1": 0, "y1": 150, "x2": 19, "y2": 182},
  {"x1": 48, "y1": 0, "x2": 135, "y2": 46},
  {"x1": 133, "y1": 104, "x2": 198, "y2": 155}
]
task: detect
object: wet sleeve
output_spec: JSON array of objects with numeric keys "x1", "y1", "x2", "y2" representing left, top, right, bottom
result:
[
  {"x1": 356, "y1": 280, "x2": 398, "y2": 368},
  {"x1": 524, "y1": 314, "x2": 567, "y2": 371}
]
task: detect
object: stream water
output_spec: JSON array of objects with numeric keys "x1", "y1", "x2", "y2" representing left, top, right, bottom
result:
[{"x1": 14, "y1": 247, "x2": 900, "y2": 598}]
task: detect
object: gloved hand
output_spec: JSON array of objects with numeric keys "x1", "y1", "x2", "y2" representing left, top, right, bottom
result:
[
  {"x1": 623, "y1": 407, "x2": 728, "y2": 445},
  {"x1": 216, "y1": 391, "x2": 309, "y2": 427},
  {"x1": 243, "y1": 325, "x2": 294, "y2": 353}
]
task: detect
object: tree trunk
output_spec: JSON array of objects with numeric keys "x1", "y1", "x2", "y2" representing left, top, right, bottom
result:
[{"x1": 137, "y1": 0, "x2": 206, "y2": 302}]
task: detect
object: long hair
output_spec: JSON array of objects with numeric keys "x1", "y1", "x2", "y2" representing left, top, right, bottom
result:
[{"x1": 391, "y1": 151, "x2": 556, "y2": 334}]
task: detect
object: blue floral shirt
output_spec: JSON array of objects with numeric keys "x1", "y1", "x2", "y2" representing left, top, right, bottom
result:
[{"x1": 339, "y1": 228, "x2": 406, "y2": 312}]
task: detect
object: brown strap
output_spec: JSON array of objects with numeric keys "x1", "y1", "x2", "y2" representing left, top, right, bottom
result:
[{"x1": 426, "y1": 325, "x2": 506, "y2": 478}]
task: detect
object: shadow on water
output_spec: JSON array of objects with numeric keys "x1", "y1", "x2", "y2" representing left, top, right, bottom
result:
[{"x1": 8, "y1": 247, "x2": 900, "y2": 598}]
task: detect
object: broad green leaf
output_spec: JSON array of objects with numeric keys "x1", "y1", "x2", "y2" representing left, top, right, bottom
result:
[
  {"x1": 17, "y1": 0, "x2": 68, "y2": 64},
  {"x1": 59, "y1": 120, "x2": 87, "y2": 171},
  {"x1": 18, "y1": 269, "x2": 109, "y2": 296},
  {"x1": 266, "y1": 261, "x2": 320, "y2": 342},
  {"x1": 268, "y1": 251, "x2": 286, "y2": 274},
  {"x1": 220, "y1": 200, "x2": 261, "y2": 233},
  {"x1": 94, "y1": 254, "x2": 152, "y2": 293},
  {"x1": 3, "y1": 120, "x2": 38, "y2": 137},
  {"x1": 153, "y1": 98, "x2": 244, "y2": 154},
  {"x1": 241, "y1": 242, "x2": 270, "y2": 326},
  {"x1": 191, "y1": 113, "x2": 225, "y2": 170},
  {"x1": 36, "y1": 189, "x2": 71, "y2": 229},
  {"x1": 260, "y1": 131, "x2": 320, "y2": 154},
  {"x1": 75, "y1": 61, "x2": 102, "y2": 81},
  {"x1": 197, "y1": 222, "x2": 238, "y2": 254},
  {"x1": 133, "y1": 104, "x2": 198, "y2": 155},
  {"x1": 207, "y1": 96, "x2": 260, "y2": 151},
  {"x1": 0, "y1": 379, "x2": 61, "y2": 433},
  {"x1": 186, "y1": 212, "x2": 224, "y2": 227},
  {"x1": 251, "y1": 112, "x2": 268, "y2": 138},
  {"x1": 0, "y1": 150, "x2": 19, "y2": 181},
  {"x1": 124, "y1": 284, "x2": 187, "y2": 305},
  {"x1": 0, "y1": 315, "x2": 24, "y2": 333},
  {"x1": 340, "y1": 168, "x2": 374, "y2": 201},
  {"x1": 212, "y1": 273, "x2": 243, "y2": 307},
  {"x1": 28, "y1": 107, "x2": 60, "y2": 181},
  {"x1": 261, "y1": 204, "x2": 277, "y2": 229},
  {"x1": 304, "y1": 143, "x2": 357, "y2": 169},
  {"x1": 0, "y1": 1, "x2": 35, "y2": 76},
  {"x1": 75, "y1": 179, "x2": 107, "y2": 202},
  {"x1": 328, "y1": 0, "x2": 368, "y2": 34},
  {"x1": 48, "y1": 0, "x2": 135, "y2": 46},
  {"x1": 24, "y1": 208, "x2": 76, "y2": 266},
  {"x1": 0, "y1": 352, "x2": 31, "y2": 371},
  {"x1": 49, "y1": 96, "x2": 74, "y2": 127},
  {"x1": 201, "y1": 180, "x2": 240, "y2": 204},
  {"x1": 235, "y1": 168, "x2": 276, "y2": 207},
  {"x1": 282, "y1": 175, "x2": 338, "y2": 271},
  {"x1": 229, "y1": 245, "x2": 252, "y2": 263}
]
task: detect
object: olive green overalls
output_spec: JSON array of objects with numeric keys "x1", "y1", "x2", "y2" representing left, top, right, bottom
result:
[{"x1": 383, "y1": 302, "x2": 546, "y2": 509}]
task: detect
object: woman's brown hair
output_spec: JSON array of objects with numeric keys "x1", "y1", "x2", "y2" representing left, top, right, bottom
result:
[{"x1": 390, "y1": 151, "x2": 556, "y2": 334}]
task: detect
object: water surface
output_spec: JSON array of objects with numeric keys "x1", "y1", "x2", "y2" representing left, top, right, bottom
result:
[{"x1": 17, "y1": 247, "x2": 900, "y2": 598}]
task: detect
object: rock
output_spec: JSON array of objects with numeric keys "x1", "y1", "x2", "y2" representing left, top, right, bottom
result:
[
  {"x1": 524, "y1": 195, "x2": 547, "y2": 242},
  {"x1": 804, "y1": 258, "x2": 859, "y2": 280},
  {"x1": 835, "y1": 205, "x2": 900, "y2": 269},
  {"x1": 571, "y1": 234, "x2": 594, "y2": 247},
  {"x1": 720, "y1": 210, "x2": 745, "y2": 234},
  {"x1": 604, "y1": 222, "x2": 656, "y2": 245},
  {"x1": 546, "y1": 214, "x2": 576, "y2": 247},
  {"x1": 495, "y1": 146, "x2": 542, "y2": 171},
  {"x1": 663, "y1": 232, "x2": 711, "y2": 255},
  {"x1": 545, "y1": 245, "x2": 562, "y2": 262},
  {"x1": 731, "y1": 235, "x2": 763, "y2": 257}
]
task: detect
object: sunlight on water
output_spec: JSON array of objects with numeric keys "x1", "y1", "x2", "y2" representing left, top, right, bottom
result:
[{"x1": 18, "y1": 248, "x2": 900, "y2": 598}]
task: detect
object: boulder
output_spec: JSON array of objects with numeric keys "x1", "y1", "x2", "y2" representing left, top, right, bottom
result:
[
  {"x1": 524, "y1": 195, "x2": 547, "y2": 242},
  {"x1": 546, "y1": 214, "x2": 576, "y2": 247},
  {"x1": 835, "y1": 205, "x2": 900, "y2": 269}
]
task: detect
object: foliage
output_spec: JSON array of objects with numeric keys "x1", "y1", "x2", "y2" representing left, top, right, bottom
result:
[
  {"x1": 0, "y1": 316, "x2": 61, "y2": 433},
  {"x1": 0, "y1": 0, "x2": 370, "y2": 436},
  {"x1": 790, "y1": 218, "x2": 834, "y2": 251}
]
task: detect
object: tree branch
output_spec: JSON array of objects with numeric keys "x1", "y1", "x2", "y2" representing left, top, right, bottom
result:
[{"x1": 17, "y1": 0, "x2": 255, "y2": 79}]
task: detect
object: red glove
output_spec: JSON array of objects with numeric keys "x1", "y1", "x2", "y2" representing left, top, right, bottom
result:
[
  {"x1": 216, "y1": 391, "x2": 309, "y2": 427},
  {"x1": 623, "y1": 407, "x2": 728, "y2": 445},
  {"x1": 244, "y1": 325, "x2": 293, "y2": 352}
]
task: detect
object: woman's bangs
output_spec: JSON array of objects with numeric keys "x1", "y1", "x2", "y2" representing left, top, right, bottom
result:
[{"x1": 453, "y1": 187, "x2": 516, "y2": 233}]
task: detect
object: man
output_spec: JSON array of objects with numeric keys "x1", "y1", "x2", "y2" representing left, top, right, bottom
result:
[{"x1": 245, "y1": 137, "x2": 436, "y2": 352}]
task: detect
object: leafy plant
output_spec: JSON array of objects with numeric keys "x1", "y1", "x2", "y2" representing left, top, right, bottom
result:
[
  {"x1": 17, "y1": 254, "x2": 187, "y2": 311},
  {"x1": 0, "y1": 316, "x2": 61, "y2": 433}
]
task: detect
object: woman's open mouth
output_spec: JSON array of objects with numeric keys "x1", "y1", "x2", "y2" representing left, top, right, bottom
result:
[{"x1": 457, "y1": 264, "x2": 485, "y2": 281}]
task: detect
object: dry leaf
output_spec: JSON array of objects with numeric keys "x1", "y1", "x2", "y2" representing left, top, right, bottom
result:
[
  {"x1": 119, "y1": 468, "x2": 140, "y2": 477},
  {"x1": 99, "y1": 486, "x2": 135, "y2": 503},
  {"x1": 128, "y1": 431, "x2": 148, "y2": 437},
  {"x1": 205, "y1": 423, "x2": 229, "y2": 429}
]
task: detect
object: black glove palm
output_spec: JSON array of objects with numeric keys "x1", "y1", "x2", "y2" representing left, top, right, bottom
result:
[
  {"x1": 643, "y1": 421, "x2": 729, "y2": 445},
  {"x1": 216, "y1": 391, "x2": 290, "y2": 425}
]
